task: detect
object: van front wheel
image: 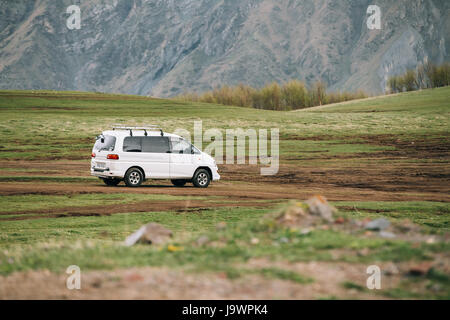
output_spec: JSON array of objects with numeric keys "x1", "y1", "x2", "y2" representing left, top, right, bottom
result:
[
  {"x1": 171, "y1": 180, "x2": 187, "y2": 187},
  {"x1": 124, "y1": 168, "x2": 144, "y2": 187},
  {"x1": 192, "y1": 169, "x2": 211, "y2": 188}
]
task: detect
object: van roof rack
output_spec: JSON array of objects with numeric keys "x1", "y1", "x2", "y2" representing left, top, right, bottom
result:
[{"x1": 112, "y1": 124, "x2": 164, "y2": 137}]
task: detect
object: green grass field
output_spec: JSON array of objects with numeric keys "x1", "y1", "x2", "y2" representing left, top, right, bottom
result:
[
  {"x1": 0, "y1": 87, "x2": 448, "y2": 160},
  {"x1": 0, "y1": 87, "x2": 449, "y2": 299}
]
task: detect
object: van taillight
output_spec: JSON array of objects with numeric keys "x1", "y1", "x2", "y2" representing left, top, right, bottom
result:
[
  {"x1": 107, "y1": 154, "x2": 119, "y2": 160},
  {"x1": 91, "y1": 152, "x2": 96, "y2": 158}
]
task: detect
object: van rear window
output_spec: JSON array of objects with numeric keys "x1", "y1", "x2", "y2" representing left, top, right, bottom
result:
[
  {"x1": 123, "y1": 136, "x2": 170, "y2": 153},
  {"x1": 94, "y1": 135, "x2": 116, "y2": 152}
]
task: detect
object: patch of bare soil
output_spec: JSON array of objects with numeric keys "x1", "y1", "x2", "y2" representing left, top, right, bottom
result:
[
  {"x1": 0, "y1": 179, "x2": 447, "y2": 206},
  {"x1": 215, "y1": 135, "x2": 450, "y2": 197},
  {"x1": 220, "y1": 161, "x2": 450, "y2": 201},
  {"x1": 366, "y1": 134, "x2": 450, "y2": 159},
  {"x1": 0, "y1": 199, "x2": 270, "y2": 221},
  {"x1": 0, "y1": 262, "x2": 400, "y2": 300},
  {"x1": 0, "y1": 160, "x2": 89, "y2": 177}
]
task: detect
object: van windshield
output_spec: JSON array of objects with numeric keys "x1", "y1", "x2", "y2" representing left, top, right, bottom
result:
[{"x1": 94, "y1": 135, "x2": 116, "y2": 152}]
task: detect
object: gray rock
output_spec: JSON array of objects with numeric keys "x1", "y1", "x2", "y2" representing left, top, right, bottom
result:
[
  {"x1": 124, "y1": 223, "x2": 172, "y2": 246},
  {"x1": 365, "y1": 218, "x2": 391, "y2": 231},
  {"x1": 300, "y1": 228, "x2": 312, "y2": 235},
  {"x1": 216, "y1": 222, "x2": 227, "y2": 231},
  {"x1": 196, "y1": 235, "x2": 210, "y2": 246},
  {"x1": 383, "y1": 263, "x2": 400, "y2": 276},
  {"x1": 278, "y1": 237, "x2": 289, "y2": 244},
  {"x1": 305, "y1": 196, "x2": 336, "y2": 222},
  {"x1": 379, "y1": 231, "x2": 396, "y2": 239}
]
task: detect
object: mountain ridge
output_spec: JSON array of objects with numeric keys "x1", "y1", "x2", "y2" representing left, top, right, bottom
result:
[{"x1": 0, "y1": 0, "x2": 448, "y2": 97}]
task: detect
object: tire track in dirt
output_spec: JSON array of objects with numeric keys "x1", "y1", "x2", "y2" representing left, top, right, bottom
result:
[{"x1": 0, "y1": 199, "x2": 271, "y2": 221}]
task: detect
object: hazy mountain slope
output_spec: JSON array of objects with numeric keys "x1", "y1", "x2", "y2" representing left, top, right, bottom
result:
[{"x1": 0, "y1": 0, "x2": 448, "y2": 97}]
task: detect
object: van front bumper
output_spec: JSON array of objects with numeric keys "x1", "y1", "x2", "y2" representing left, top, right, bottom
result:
[{"x1": 212, "y1": 169, "x2": 220, "y2": 181}]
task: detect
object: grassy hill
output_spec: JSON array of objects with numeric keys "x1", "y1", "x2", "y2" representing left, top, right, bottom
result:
[
  {"x1": 0, "y1": 87, "x2": 448, "y2": 161},
  {"x1": 298, "y1": 87, "x2": 450, "y2": 113}
]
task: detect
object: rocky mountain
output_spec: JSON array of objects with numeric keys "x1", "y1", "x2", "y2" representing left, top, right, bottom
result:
[{"x1": 0, "y1": 0, "x2": 448, "y2": 97}]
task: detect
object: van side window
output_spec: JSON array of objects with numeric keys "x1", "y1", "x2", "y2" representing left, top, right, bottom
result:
[
  {"x1": 123, "y1": 137, "x2": 142, "y2": 152},
  {"x1": 123, "y1": 137, "x2": 170, "y2": 153},
  {"x1": 142, "y1": 137, "x2": 170, "y2": 153}
]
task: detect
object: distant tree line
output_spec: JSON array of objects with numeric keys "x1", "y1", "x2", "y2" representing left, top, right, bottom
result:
[
  {"x1": 387, "y1": 62, "x2": 450, "y2": 93},
  {"x1": 175, "y1": 80, "x2": 368, "y2": 111},
  {"x1": 175, "y1": 61, "x2": 449, "y2": 110}
]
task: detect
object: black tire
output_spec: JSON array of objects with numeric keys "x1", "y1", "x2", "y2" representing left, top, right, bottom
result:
[
  {"x1": 192, "y1": 169, "x2": 211, "y2": 188},
  {"x1": 171, "y1": 179, "x2": 187, "y2": 187},
  {"x1": 124, "y1": 168, "x2": 144, "y2": 187},
  {"x1": 102, "y1": 178, "x2": 121, "y2": 186}
]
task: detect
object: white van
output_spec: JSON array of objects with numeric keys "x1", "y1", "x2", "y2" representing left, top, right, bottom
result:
[{"x1": 91, "y1": 125, "x2": 220, "y2": 188}]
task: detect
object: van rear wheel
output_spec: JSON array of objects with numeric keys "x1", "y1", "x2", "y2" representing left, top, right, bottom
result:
[
  {"x1": 192, "y1": 169, "x2": 211, "y2": 188},
  {"x1": 102, "y1": 178, "x2": 121, "y2": 186},
  {"x1": 171, "y1": 179, "x2": 187, "y2": 187},
  {"x1": 124, "y1": 168, "x2": 144, "y2": 187}
]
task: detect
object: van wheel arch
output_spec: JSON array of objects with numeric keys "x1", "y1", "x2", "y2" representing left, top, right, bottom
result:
[{"x1": 193, "y1": 167, "x2": 212, "y2": 181}]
